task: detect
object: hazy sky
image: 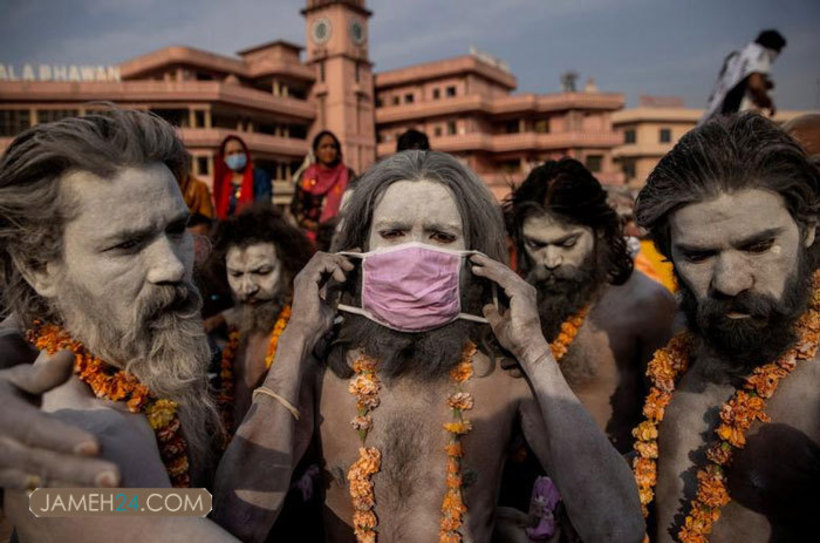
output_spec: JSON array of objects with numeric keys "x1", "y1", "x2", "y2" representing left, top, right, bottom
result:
[{"x1": 1, "y1": 0, "x2": 818, "y2": 109}]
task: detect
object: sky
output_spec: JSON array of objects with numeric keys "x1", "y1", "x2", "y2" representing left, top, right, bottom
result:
[{"x1": 1, "y1": 0, "x2": 818, "y2": 109}]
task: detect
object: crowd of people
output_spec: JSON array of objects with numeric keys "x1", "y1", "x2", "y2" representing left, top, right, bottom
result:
[{"x1": 0, "y1": 56, "x2": 818, "y2": 543}]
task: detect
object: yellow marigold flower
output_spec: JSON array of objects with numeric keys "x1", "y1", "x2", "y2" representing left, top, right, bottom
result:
[
  {"x1": 444, "y1": 443, "x2": 464, "y2": 457},
  {"x1": 638, "y1": 486, "x2": 654, "y2": 506},
  {"x1": 642, "y1": 388, "x2": 671, "y2": 422},
  {"x1": 440, "y1": 515, "x2": 461, "y2": 532},
  {"x1": 351, "y1": 415, "x2": 372, "y2": 431},
  {"x1": 446, "y1": 473, "x2": 462, "y2": 489},
  {"x1": 443, "y1": 420, "x2": 473, "y2": 435},
  {"x1": 439, "y1": 531, "x2": 461, "y2": 543},
  {"x1": 146, "y1": 399, "x2": 178, "y2": 430},
  {"x1": 353, "y1": 510, "x2": 378, "y2": 529},
  {"x1": 716, "y1": 424, "x2": 746, "y2": 448},
  {"x1": 449, "y1": 362, "x2": 474, "y2": 383},
  {"x1": 634, "y1": 440, "x2": 658, "y2": 459},
  {"x1": 632, "y1": 421, "x2": 659, "y2": 442},
  {"x1": 633, "y1": 457, "x2": 656, "y2": 487}
]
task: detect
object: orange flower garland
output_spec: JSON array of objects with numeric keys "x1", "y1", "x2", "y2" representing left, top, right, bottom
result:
[
  {"x1": 27, "y1": 321, "x2": 191, "y2": 487},
  {"x1": 631, "y1": 270, "x2": 820, "y2": 542},
  {"x1": 347, "y1": 353, "x2": 381, "y2": 543},
  {"x1": 346, "y1": 342, "x2": 477, "y2": 543},
  {"x1": 550, "y1": 305, "x2": 590, "y2": 362},
  {"x1": 217, "y1": 305, "x2": 291, "y2": 437},
  {"x1": 440, "y1": 342, "x2": 476, "y2": 543}
]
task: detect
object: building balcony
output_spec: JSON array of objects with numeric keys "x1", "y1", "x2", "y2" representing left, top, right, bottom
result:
[
  {"x1": 612, "y1": 142, "x2": 676, "y2": 159},
  {"x1": 377, "y1": 130, "x2": 622, "y2": 156},
  {"x1": 178, "y1": 128, "x2": 309, "y2": 158},
  {"x1": 0, "y1": 80, "x2": 316, "y2": 121},
  {"x1": 375, "y1": 92, "x2": 624, "y2": 124}
]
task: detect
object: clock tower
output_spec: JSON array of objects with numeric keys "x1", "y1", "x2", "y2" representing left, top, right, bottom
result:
[{"x1": 302, "y1": 0, "x2": 375, "y2": 174}]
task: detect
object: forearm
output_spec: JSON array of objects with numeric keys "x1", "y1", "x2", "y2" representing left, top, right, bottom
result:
[
  {"x1": 212, "y1": 324, "x2": 314, "y2": 542},
  {"x1": 0, "y1": 314, "x2": 37, "y2": 370},
  {"x1": 521, "y1": 341, "x2": 644, "y2": 542}
]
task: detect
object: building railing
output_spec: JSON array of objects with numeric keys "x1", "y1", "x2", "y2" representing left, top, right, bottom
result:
[
  {"x1": 178, "y1": 128, "x2": 309, "y2": 157},
  {"x1": 0, "y1": 80, "x2": 316, "y2": 120},
  {"x1": 377, "y1": 130, "x2": 622, "y2": 156},
  {"x1": 375, "y1": 92, "x2": 624, "y2": 123}
]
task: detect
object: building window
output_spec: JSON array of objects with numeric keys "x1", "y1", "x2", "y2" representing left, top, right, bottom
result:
[
  {"x1": 622, "y1": 161, "x2": 636, "y2": 180},
  {"x1": 624, "y1": 128, "x2": 636, "y2": 144},
  {"x1": 447, "y1": 121, "x2": 457, "y2": 135},
  {"x1": 405, "y1": 93, "x2": 414, "y2": 104},
  {"x1": 194, "y1": 110, "x2": 206, "y2": 128},
  {"x1": 433, "y1": 88, "x2": 440, "y2": 99},
  {"x1": 499, "y1": 160, "x2": 520, "y2": 173},
  {"x1": 534, "y1": 119, "x2": 550, "y2": 133},
  {"x1": 36, "y1": 109, "x2": 78, "y2": 125},
  {"x1": 505, "y1": 120, "x2": 520, "y2": 134},
  {"x1": 446, "y1": 86, "x2": 456, "y2": 97},
  {"x1": 434, "y1": 126, "x2": 443, "y2": 137},
  {"x1": 586, "y1": 154, "x2": 603, "y2": 173},
  {"x1": 319, "y1": 62, "x2": 325, "y2": 83},
  {"x1": 392, "y1": 96, "x2": 400, "y2": 106},
  {"x1": 196, "y1": 156, "x2": 209, "y2": 176},
  {"x1": 0, "y1": 109, "x2": 31, "y2": 137},
  {"x1": 375, "y1": 97, "x2": 384, "y2": 108},
  {"x1": 659, "y1": 128, "x2": 672, "y2": 143}
]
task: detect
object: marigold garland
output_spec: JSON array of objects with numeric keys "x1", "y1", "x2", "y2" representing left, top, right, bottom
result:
[
  {"x1": 26, "y1": 321, "x2": 192, "y2": 488},
  {"x1": 631, "y1": 270, "x2": 820, "y2": 542},
  {"x1": 550, "y1": 305, "x2": 590, "y2": 362},
  {"x1": 440, "y1": 341, "x2": 476, "y2": 543},
  {"x1": 217, "y1": 305, "x2": 291, "y2": 437},
  {"x1": 346, "y1": 342, "x2": 477, "y2": 543}
]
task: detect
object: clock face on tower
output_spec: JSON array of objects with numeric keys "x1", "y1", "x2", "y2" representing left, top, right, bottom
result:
[
  {"x1": 350, "y1": 20, "x2": 365, "y2": 44},
  {"x1": 311, "y1": 17, "x2": 331, "y2": 45}
]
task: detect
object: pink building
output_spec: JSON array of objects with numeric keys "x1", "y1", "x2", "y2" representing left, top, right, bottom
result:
[
  {"x1": 0, "y1": 0, "x2": 624, "y2": 201},
  {"x1": 375, "y1": 57, "x2": 625, "y2": 197}
]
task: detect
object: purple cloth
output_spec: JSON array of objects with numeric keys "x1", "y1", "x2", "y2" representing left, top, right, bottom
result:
[{"x1": 526, "y1": 476, "x2": 561, "y2": 541}]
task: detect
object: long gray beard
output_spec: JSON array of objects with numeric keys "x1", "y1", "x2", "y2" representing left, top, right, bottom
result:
[{"x1": 54, "y1": 278, "x2": 220, "y2": 478}]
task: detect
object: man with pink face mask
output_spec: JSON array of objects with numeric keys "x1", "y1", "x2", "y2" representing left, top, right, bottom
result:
[{"x1": 213, "y1": 151, "x2": 643, "y2": 542}]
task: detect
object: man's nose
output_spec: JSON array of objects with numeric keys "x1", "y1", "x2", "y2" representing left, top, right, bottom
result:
[
  {"x1": 145, "y1": 235, "x2": 187, "y2": 285},
  {"x1": 710, "y1": 253, "x2": 753, "y2": 297},
  {"x1": 238, "y1": 277, "x2": 259, "y2": 297},
  {"x1": 540, "y1": 246, "x2": 563, "y2": 270}
]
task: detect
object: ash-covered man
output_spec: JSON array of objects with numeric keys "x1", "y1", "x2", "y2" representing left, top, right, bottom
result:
[
  {"x1": 206, "y1": 203, "x2": 312, "y2": 435},
  {"x1": 0, "y1": 109, "x2": 237, "y2": 540},
  {"x1": 632, "y1": 113, "x2": 820, "y2": 542},
  {"x1": 504, "y1": 159, "x2": 677, "y2": 452},
  {"x1": 214, "y1": 151, "x2": 643, "y2": 542}
]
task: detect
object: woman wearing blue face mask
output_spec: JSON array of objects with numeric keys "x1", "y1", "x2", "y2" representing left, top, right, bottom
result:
[{"x1": 213, "y1": 135, "x2": 272, "y2": 220}]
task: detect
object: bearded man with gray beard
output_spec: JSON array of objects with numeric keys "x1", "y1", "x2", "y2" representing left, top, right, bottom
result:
[
  {"x1": 0, "y1": 109, "x2": 238, "y2": 541},
  {"x1": 633, "y1": 113, "x2": 820, "y2": 542}
]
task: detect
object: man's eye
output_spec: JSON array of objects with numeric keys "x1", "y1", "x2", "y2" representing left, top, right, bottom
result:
[
  {"x1": 380, "y1": 230, "x2": 404, "y2": 239},
  {"x1": 562, "y1": 239, "x2": 577, "y2": 248},
  {"x1": 431, "y1": 232, "x2": 456, "y2": 243},
  {"x1": 525, "y1": 239, "x2": 543, "y2": 250},
  {"x1": 255, "y1": 269, "x2": 272, "y2": 276},
  {"x1": 111, "y1": 239, "x2": 141, "y2": 252},
  {"x1": 682, "y1": 251, "x2": 712, "y2": 263},
  {"x1": 744, "y1": 239, "x2": 774, "y2": 254}
]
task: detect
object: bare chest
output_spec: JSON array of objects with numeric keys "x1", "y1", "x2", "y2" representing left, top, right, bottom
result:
[
  {"x1": 317, "y1": 365, "x2": 521, "y2": 541},
  {"x1": 655, "y1": 361, "x2": 820, "y2": 542}
]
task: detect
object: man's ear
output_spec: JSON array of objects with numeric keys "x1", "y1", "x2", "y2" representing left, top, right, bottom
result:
[
  {"x1": 804, "y1": 220, "x2": 818, "y2": 248},
  {"x1": 11, "y1": 254, "x2": 61, "y2": 299}
]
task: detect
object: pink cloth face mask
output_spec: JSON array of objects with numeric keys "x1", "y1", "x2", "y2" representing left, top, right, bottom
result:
[{"x1": 337, "y1": 242, "x2": 489, "y2": 332}]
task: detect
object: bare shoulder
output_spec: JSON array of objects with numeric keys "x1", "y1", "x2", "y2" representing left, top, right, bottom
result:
[
  {"x1": 42, "y1": 376, "x2": 170, "y2": 487},
  {"x1": 600, "y1": 270, "x2": 677, "y2": 330}
]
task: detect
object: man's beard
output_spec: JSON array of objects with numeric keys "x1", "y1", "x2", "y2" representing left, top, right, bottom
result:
[
  {"x1": 524, "y1": 250, "x2": 607, "y2": 342},
  {"x1": 331, "y1": 315, "x2": 477, "y2": 381},
  {"x1": 678, "y1": 252, "x2": 814, "y2": 382},
  {"x1": 326, "y1": 275, "x2": 489, "y2": 381},
  {"x1": 236, "y1": 297, "x2": 284, "y2": 336},
  {"x1": 54, "y1": 277, "x2": 220, "y2": 474}
]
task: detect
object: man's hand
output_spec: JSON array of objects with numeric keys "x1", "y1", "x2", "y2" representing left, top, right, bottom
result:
[
  {"x1": 0, "y1": 350, "x2": 120, "y2": 488},
  {"x1": 289, "y1": 251, "x2": 354, "y2": 347},
  {"x1": 470, "y1": 254, "x2": 549, "y2": 362}
]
